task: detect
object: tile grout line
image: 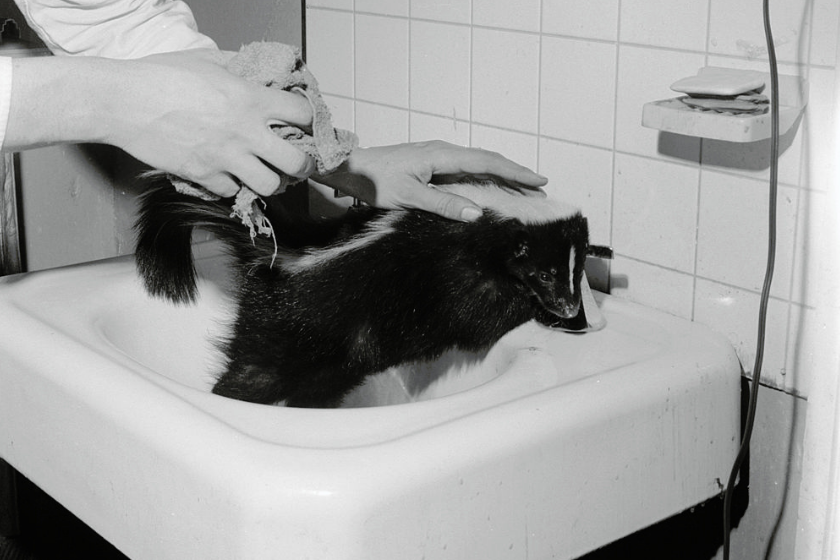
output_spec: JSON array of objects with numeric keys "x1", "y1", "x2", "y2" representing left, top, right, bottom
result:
[
  {"x1": 535, "y1": 0, "x2": 544, "y2": 174},
  {"x1": 609, "y1": 0, "x2": 622, "y2": 262},
  {"x1": 691, "y1": 0, "x2": 715, "y2": 322}
]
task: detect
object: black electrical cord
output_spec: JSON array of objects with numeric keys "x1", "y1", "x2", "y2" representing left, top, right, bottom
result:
[{"x1": 721, "y1": 0, "x2": 780, "y2": 558}]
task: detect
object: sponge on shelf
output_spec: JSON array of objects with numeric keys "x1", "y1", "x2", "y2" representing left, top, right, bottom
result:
[
  {"x1": 670, "y1": 67, "x2": 765, "y2": 97},
  {"x1": 670, "y1": 67, "x2": 768, "y2": 115}
]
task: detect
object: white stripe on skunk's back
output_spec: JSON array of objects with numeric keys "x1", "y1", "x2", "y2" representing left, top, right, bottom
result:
[
  {"x1": 278, "y1": 211, "x2": 405, "y2": 275},
  {"x1": 278, "y1": 182, "x2": 580, "y2": 275},
  {"x1": 433, "y1": 182, "x2": 581, "y2": 225}
]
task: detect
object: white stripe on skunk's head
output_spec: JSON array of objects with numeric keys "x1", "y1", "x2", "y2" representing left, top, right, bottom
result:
[{"x1": 431, "y1": 182, "x2": 580, "y2": 225}]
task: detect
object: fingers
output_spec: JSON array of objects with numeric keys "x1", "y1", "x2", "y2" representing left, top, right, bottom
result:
[
  {"x1": 242, "y1": 90, "x2": 315, "y2": 195},
  {"x1": 255, "y1": 130, "x2": 316, "y2": 178},
  {"x1": 229, "y1": 157, "x2": 283, "y2": 197},
  {"x1": 259, "y1": 88, "x2": 314, "y2": 129},
  {"x1": 211, "y1": 145, "x2": 314, "y2": 198},
  {"x1": 401, "y1": 184, "x2": 483, "y2": 222},
  {"x1": 198, "y1": 173, "x2": 243, "y2": 199},
  {"x1": 219, "y1": 91, "x2": 315, "y2": 197}
]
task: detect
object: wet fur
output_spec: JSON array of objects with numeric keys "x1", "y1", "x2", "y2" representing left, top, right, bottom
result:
[{"x1": 135, "y1": 179, "x2": 589, "y2": 408}]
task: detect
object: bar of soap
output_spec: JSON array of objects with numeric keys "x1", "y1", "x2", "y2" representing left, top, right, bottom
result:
[{"x1": 671, "y1": 67, "x2": 765, "y2": 97}]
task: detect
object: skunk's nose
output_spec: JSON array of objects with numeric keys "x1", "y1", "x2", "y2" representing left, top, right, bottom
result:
[
  {"x1": 549, "y1": 298, "x2": 580, "y2": 319},
  {"x1": 559, "y1": 300, "x2": 581, "y2": 319}
]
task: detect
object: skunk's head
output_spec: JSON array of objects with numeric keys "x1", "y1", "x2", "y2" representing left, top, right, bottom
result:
[
  {"x1": 507, "y1": 213, "x2": 589, "y2": 319},
  {"x1": 432, "y1": 182, "x2": 590, "y2": 319}
]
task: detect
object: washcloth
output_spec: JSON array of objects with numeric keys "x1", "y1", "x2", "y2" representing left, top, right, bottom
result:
[{"x1": 168, "y1": 41, "x2": 358, "y2": 236}]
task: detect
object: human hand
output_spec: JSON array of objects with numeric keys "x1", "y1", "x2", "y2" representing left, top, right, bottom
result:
[
  {"x1": 105, "y1": 49, "x2": 315, "y2": 197},
  {"x1": 5, "y1": 51, "x2": 314, "y2": 197},
  {"x1": 313, "y1": 141, "x2": 548, "y2": 221}
]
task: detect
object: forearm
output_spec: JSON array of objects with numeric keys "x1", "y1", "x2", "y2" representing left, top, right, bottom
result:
[
  {"x1": 3, "y1": 50, "x2": 315, "y2": 198},
  {"x1": 4, "y1": 56, "x2": 121, "y2": 150}
]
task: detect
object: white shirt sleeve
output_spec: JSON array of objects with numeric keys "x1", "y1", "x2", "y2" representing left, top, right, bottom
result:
[
  {"x1": 13, "y1": 0, "x2": 218, "y2": 59},
  {"x1": 0, "y1": 57, "x2": 12, "y2": 151}
]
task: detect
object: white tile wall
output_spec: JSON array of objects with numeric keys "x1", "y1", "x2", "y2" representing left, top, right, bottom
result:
[
  {"x1": 615, "y1": 45, "x2": 705, "y2": 161},
  {"x1": 802, "y1": 67, "x2": 839, "y2": 193},
  {"x1": 305, "y1": 0, "x2": 352, "y2": 9},
  {"x1": 537, "y1": 137, "x2": 613, "y2": 243},
  {"x1": 321, "y1": 93, "x2": 354, "y2": 131},
  {"x1": 409, "y1": 112, "x2": 470, "y2": 145},
  {"x1": 542, "y1": 0, "x2": 618, "y2": 41},
  {"x1": 305, "y1": 0, "x2": 839, "y2": 400},
  {"x1": 693, "y1": 278, "x2": 790, "y2": 388},
  {"x1": 409, "y1": 0, "x2": 470, "y2": 24},
  {"x1": 354, "y1": 14, "x2": 409, "y2": 107},
  {"x1": 355, "y1": 0, "x2": 408, "y2": 17},
  {"x1": 539, "y1": 37, "x2": 616, "y2": 148},
  {"x1": 470, "y1": 123, "x2": 538, "y2": 170},
  {"x1": 708, "y1": 0, "x2": 811, "y2": 64},
  {"x1": 305, "y1": 9, "x2": 354, "y2": 97},
  {"x1": 612, "y1": 154, "x2": 699, "y2": 273},
  {"x1": 610, "y1": 257, "x2": 695, "y2": 319},
  {"x1": 354, "y1": 101, "x2": 409, "y2": 145},
  {"x1": 619, "y1": 0, "x2": 709, "y2": 51},
  {"x1": 695, "y1": 171, "x2": 798, "y2": 299},
  {"x1": 409, "y1": 21, "x2": 471, "y2": 119},
  {"x1": 810, "y1": 0, "x2": 839, "y2": 66},
  {"x1": 473, "y1": 0, "x2": 540, "y2": 32},
  {"x1": 471, "y1": 28, "x2": 541, "y2": 133}
]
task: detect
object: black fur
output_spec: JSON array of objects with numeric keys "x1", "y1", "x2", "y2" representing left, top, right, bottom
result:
[{"x1": 135, "y1": 179, "x2": 589, "y2": 408}]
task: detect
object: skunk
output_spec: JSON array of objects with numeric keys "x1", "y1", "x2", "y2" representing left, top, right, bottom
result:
[{"x1": 134, "y1": 178, "x2": 589, "y2": 408}]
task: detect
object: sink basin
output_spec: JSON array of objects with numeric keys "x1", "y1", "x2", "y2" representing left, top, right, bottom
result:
[{"x1": 0, "y1": 242, "x2": 740, "y2": 560}]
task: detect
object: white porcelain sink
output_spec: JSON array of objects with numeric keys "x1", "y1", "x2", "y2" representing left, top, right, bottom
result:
[{"x1": 0, "y1": 243, "x2": 740, "y2": 560}]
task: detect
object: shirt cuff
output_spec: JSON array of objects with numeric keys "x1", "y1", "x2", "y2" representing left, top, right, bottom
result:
[{"x1": 0, "y1": 57, "x2": 13, "y2": 151}]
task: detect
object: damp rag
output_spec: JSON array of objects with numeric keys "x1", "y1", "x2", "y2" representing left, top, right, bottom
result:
[{"x1": 167, "y1": 41, "x2": 358, "y2": 237}]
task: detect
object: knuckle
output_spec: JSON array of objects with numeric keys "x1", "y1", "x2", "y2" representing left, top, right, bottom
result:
[
  {"x1": 176, "y1": 158, "x2": 214, "y2": 184},
  {"x1": 251, "y1": 173, "x2": 281, "y2": 196},
  {"x1": 283, "y1": 149, "x2": 314, "y2": 178},
  {"x1": 203, "y1": 175, "x2": 240, "y2": 198}
]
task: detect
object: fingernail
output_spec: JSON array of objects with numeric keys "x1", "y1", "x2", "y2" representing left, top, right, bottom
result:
[{"x1": 460, "y1": 206, "x2": 483, "y2": 222}]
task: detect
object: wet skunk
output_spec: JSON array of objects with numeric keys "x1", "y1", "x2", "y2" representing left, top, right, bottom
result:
[{"x1": 135, "y1": 179, "x2": 589, "y2": 408}]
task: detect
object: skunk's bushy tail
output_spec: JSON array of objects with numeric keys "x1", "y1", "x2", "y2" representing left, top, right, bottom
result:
[{"x1": 134, "y1": 178, "x2": 278, "y2": 304}]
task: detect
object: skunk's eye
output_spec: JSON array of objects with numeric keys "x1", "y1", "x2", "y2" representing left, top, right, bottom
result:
[{"x1": 538, "y1": 272, "x2": 552, "y2": 283}]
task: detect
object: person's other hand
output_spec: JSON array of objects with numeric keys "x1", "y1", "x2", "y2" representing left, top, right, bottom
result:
[{"x1": 315, "y1": 141, "x2": 548, "y2": 221}]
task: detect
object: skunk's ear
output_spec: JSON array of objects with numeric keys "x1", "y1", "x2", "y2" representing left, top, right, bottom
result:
[{"x1": 514, "y1": 231, "x2": 529, "y2": 259}]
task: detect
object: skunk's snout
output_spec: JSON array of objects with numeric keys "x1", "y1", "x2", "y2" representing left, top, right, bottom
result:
[
  {"x1": 556, "y1": 299, "x2": 581, "y2": 319},
  {"x1": 543, "y1": 296, "x2": 580, "y2": 319}
]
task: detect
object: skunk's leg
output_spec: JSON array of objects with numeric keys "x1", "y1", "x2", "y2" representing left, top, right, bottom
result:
[
  {"x1": 212, "y1": 362, "x2": 364, "y2": 408},
  {"x1": 212, "y1": 363, "x2": 289, "y2": 405},
  {"x1": 283, "y1": 367, "x2": 371, "y2": 409}
]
